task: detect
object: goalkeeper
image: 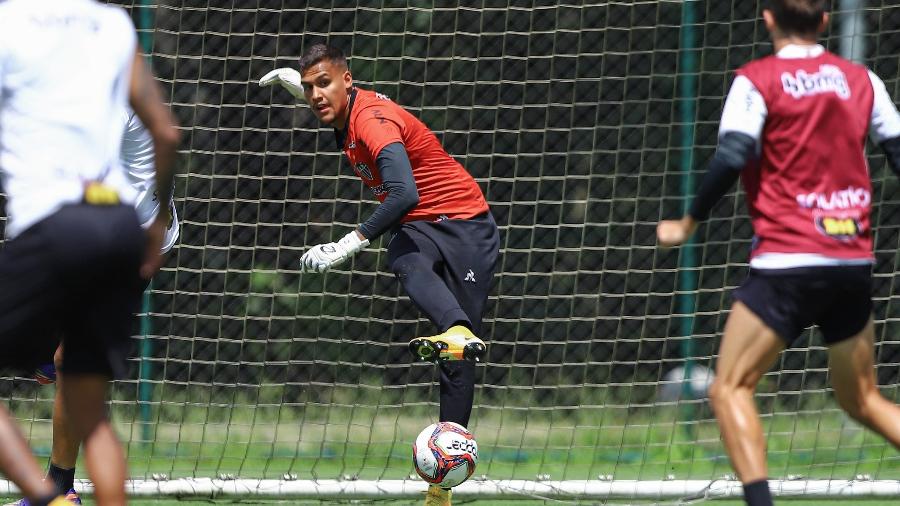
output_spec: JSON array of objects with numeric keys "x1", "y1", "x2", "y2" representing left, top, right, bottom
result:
[
  {"x1": 16, "y1": 109, "x2": 181, "y2": 506},
  {"x1": 657, "y1": 1, "x2": 900, "y2": 505},
  {"x1": 260, "y1": 44, "x2": 499, "y2": 504}
]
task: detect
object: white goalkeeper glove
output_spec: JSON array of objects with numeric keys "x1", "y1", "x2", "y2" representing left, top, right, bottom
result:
[
  {"x1": 258, "y1": 67, "x2": 306, "y2": 101},
  {"x1": 300, "y1": 231, "x2": 369, "y2": 273}
]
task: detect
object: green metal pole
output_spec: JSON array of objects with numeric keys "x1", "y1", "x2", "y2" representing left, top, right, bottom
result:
[
  {"x1": 677, "y1": 1, "x2": 699, "y2": 397},
  {"x1": 137, "y1": 0, "x2": 155, "y2": 446}
]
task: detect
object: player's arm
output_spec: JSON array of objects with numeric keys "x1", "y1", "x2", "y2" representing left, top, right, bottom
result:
[
  {"x1": 129, "y1": 50, "x2": 179, "y2": 204},
  {"x1": 657, "y1": 75, "x2": 765, "y2": 247},
  {"x1": 298, "y1": 142, "x2": 419, "y2": 273},
  {"x1": 128, "y1": 49, "x2": 180, "y2": 277},
  {"x1": 358, "y1": 142, "x2": 420, "y2": 239},
  {"x1": 868, "y1": 70, "x2": 900, "y2": 178},
  {"x1": 300, "y1": 107, "x2": 416, "y2": 273}
]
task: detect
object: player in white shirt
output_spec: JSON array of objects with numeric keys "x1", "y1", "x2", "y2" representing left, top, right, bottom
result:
[
  {"x1": 22, "y1": 110, "x2": 181, "y2": 505},
  {"x1": 0, "y1": 1, "x2": 179, "y2": 505},
  {"x1": 120, "y1": 109, "x2": 181, "y2": 252}
]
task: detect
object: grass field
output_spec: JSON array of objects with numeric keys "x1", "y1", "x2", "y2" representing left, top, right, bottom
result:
[
  {"x1": 3, "y1": 497, "x2": 899, "y2": 505},
  {"x1": 5, "y1": 391, "x2": 898, "y2": 504},
  {"x1": 116, "y1": 500, "x2": 900, "y2": 505}
]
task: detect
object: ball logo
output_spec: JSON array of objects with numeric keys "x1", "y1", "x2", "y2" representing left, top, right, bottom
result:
[
  {"x1": 781, "y1": 65, "x2": 850, "y2": 100},
  {"x1": 448, "y1": 439, "x2": 478, "y2": 459}
]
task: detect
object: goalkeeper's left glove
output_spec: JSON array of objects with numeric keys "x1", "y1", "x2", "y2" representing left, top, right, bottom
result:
[
  {"x1": 258, "y1": 68, "x2": 306, "y2": 101},
  {"x1": 300, "y1": 231, "x2": 369, "y2": 273}
]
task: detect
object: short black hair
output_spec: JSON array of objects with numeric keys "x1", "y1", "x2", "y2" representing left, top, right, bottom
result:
[
  {"x1": 299, "y1": 44, "x2": 348, "y2": 73},
  {"x1": 767, "y1": 0, "x2": 828, "y2": 35}
]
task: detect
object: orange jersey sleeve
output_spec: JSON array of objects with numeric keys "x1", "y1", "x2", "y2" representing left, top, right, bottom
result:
[{"x1": 353, "y1": 102, "x2": 405, "y2": 158}]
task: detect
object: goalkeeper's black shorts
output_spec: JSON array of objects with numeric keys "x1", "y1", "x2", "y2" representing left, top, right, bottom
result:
[
  {"x1": 387, "y1": 212, "x2": 500, "y2": 334},
  {"x1": 732, "y1": 264, "x2": 872, "y2": 346},
  {"x1": 0, "y1": 203, "x2": 145, "y2": 378}
]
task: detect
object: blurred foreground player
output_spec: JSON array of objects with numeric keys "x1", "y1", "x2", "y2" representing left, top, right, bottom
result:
[
  {"x1": 18, "y1": 110, "x2": 181, "y2": 505},
  {"x1": 656, "y1": 1, "x2": 900, "y2": 505},
  {"x1": 260, "y1": 45, "x2": 499, "y2": 505},
  {"x1": 0, "y1": 1, "x2": 179, "y2": 505}
]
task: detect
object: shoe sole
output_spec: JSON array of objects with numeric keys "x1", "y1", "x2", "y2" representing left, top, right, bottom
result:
[{"x1": 408, "y1": 338, "x2": 486, "y2": 363}]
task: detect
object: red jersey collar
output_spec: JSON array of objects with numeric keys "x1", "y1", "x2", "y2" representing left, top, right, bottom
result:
[{"x1": 333, "y1": 87, "x2": 358, "y2": 151}]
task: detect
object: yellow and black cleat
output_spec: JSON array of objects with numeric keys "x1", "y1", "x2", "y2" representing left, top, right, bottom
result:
[{"x1": 409, "y1": 325, "x2": 486, "y2": 363}]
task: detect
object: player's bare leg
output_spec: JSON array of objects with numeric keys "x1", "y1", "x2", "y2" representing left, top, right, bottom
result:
[
  {"x1": 46, "y1": 346, "x2": 81, "y2": 503},
  {"x1": 59, "y1": 375, "x2": 126, "y2": 506},
  {"x1": 709, "y1": 302, "x2": 784, "y2": 484},
  {"x1": 50, "y1": 346, "x2": 79, "y2": 472},
  {"x1": 0, "y1": 407, "x2": 61, "y2": 504},
  {"x1": 409, "y1": 325, "x2": 486, "y2": 363},
  {"x1": 828, "y1": 319, "x2": 900, "y2": 448}
]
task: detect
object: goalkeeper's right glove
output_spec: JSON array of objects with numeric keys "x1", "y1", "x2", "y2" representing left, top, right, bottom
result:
[{"x1": 258, "y1": 68, "x2": 306, "y2": 101}]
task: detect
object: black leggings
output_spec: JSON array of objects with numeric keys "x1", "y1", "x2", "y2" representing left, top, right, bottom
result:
[{"x1": 387, "y1": 213, "x2": 500, "y2": 427}]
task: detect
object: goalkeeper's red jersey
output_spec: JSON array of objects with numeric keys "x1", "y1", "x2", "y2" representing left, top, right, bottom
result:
[
  {"x1": 737, "y1": 51, "x2": 875, "y2": 261},
  {"x1": 338, "y1": 88, "x2": 489, "y2": 222}
]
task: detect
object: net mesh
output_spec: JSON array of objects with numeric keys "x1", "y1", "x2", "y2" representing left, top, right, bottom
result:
[{"x1": 0, "y1": 0, "x2": 897, "y2": 493}]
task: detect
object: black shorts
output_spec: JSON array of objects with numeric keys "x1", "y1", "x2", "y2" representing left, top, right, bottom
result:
[
  {"x1": 733, "y1": 265, "x2": 873, "y2": 345},
  {"x1": 38, "y1": 275, "x2": 152, "y2": 371},
  {"x1": 0, "y1": 204, "x2": 145, "y2": 378},
  {"x1": 387, "y1": 212, "x2": 500, "y2": 334}
]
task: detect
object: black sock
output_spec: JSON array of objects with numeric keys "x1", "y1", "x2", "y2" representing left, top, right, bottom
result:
[
  {"x1": 47, "y1": 463, "x2": 75, "y2": 494},
  {"x1": 743, "y1": 480, "x2": 773, "y2": 506},
  {"x1": 30, "y1": 494, "x2": 60, "y2": 506},
  {"x1": 438, "y1": 360, "x2": 476, "y2": 427}
]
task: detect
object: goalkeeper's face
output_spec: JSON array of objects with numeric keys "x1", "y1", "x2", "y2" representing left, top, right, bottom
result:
[{"x1": 301, "y1": 60, "x2": 353, "y2": 128}]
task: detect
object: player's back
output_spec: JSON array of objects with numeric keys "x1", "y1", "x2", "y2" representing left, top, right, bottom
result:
[
  {"x1": 737, "y1": 49, "x2": 875, "y2": 261},
  {"x1": 0, "y1": 0, "x2": 137, "y2": 238},
  {"x1": 120, "y1": 109, "x2": 180, "y2": 252}
]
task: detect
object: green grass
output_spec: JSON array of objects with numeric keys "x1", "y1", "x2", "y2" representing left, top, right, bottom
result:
[
  {"x1": 6, "y1": 390, "x2": 899, "y2": 504},
  {"x1": 4, "y1": 498, "x2": 899, "y2": 505},
  {"x1": 12, "y1": 402, "x2": 898, "y2": 487},
  {"x1": 121, "y1": 501, "x2": 898, "y2": 505},
  {"x1": 103, "y1": 403, "x2": 897, "y2": 484}
]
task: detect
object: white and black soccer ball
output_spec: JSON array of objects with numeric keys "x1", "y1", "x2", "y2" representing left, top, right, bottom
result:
[{"x1": 412, "y1": 422, "x2": 478, "y2": 488}]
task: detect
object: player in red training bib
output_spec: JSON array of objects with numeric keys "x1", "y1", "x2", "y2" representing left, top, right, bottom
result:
[
  {"x1": 260, "y1": 45, "x2": 499, "y2": 505},
  {"x1": 656, "y1": 2, "x2": 900, "y2": 505}
]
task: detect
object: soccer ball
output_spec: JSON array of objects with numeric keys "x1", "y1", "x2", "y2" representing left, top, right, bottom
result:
[
  {"x1": 412, "y1": 422, "x2": 478, "y2": 488},
  {"x1": 658, "y1": 364, "x2": 715, "y2": 402}
]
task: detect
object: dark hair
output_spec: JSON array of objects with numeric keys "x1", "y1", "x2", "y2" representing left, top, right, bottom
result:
[
  {"x1": 299, "y1": 44, "x2": 348, "y2": 73},
  {"x1": 767, "y1": 0, "x2": 828, "y2": 35}
]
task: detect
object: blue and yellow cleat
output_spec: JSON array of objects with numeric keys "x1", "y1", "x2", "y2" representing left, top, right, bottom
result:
[
  {"x1": 34, "y1": 363, "x2": 57, "y2": 385},
  {"x1": 408, "y1": 325, "x2": 486, "y2": 363},
  {"x1": 61, "y1": 489, "x2": 81, "y2": 505}
]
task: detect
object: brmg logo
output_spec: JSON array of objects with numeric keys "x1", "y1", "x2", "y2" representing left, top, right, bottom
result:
[{"x1": 781, "y1": 64, "x2": 850, "y2": 100}]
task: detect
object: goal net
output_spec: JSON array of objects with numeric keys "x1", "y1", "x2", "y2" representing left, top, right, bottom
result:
[{"x1": 1, "y1": 0, "x2": 898, "y2": 501}]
